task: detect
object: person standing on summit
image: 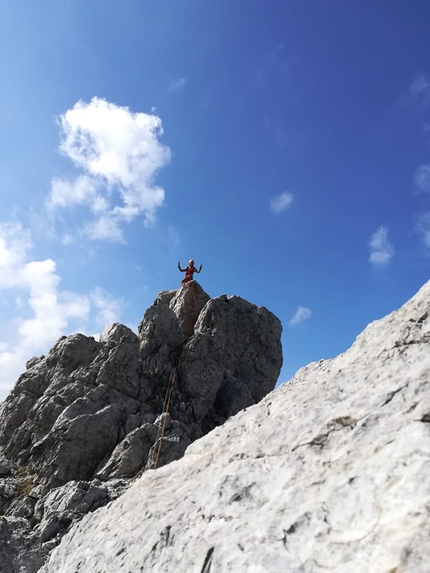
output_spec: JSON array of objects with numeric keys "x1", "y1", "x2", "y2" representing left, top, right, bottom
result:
[{"x1": 178, "y1": 259, "x2": 202, "y2": 285}]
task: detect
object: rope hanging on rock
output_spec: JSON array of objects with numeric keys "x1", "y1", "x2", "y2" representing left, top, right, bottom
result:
[{"x1": 152, "y1": 368, "x2": 177, "y2": 470}]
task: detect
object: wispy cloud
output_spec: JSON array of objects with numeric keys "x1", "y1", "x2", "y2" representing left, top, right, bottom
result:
[
  {"x1": 91, "y1": 287, "x2": 123, "y2": 329},
  {"x1": 264, "y1": 118, "x2": 289, "y2": 148},
  {"x1": 416, "y1": 212, "x2": 430, "y2": 249},
  {"x1": 402, "y1": 74, "x2": 430, "y2": 110},
  {"x1": 270, "y1": 192, "x2": 294, "y2": 213},
  {"x1": 289, "y1": 306, "x2": 312, "y2": 326},
  {"x1": 414, "y1": 164, "x2": 430, "y2": 193},
  {"x1": 169, "y1": 77, "x2": 186, "y2": 92},
  {"x1": 0, "y1": 223, "x2": 122, "y2": 399},
  {"x1": 369, "y1": 226, "x2": 394, "y2": 268},
  {"x1": 46, "y1": 97, "x2": 171, "y2": 242},
  {"x1": 167, "y1": 225, "x2": 181, "y2": 250},
  {"x1": 254, "y1": 41, "x2": 291, "y2": 89},
  {"x1": 409, "y1": 75, "x2": 430, "y2": 106}
]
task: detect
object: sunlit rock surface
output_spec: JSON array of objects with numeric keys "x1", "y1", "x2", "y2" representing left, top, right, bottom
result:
[{"x1": 43, "y1": 280, "x2": 430, "y2": 573}]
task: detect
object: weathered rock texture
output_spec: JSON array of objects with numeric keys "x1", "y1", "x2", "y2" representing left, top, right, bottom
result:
[
  {"x1": 0, "y1": 517, "x2": 44, "y2": 573},
  {"x1": 0, "y1": 281, "x2": 282, "y2": 568},
  {"x1": 42, "y1": 280, "x2": 430, "y2": 573}
]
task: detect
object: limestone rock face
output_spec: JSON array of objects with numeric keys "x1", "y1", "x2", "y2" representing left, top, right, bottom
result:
[
  {"x1": 0, "y1": 517, "x2": 43, "y2": 573},
  {"x1": 138, "y1": 282, "x2": 211, "y2": 386},
  {"x1": 179, "y1": 294, "x2": 283, "y2": 420},
  {"x1": 0, "y1": 281, "x2": 282, "y2": 569},
  {"x1": 42, "y1": 280, "x2": 430, "y2": 573},
  {"x1": 34, "y1": 480, "x2": 109, "y2": 543},
  {"x1": 95, "y1": 423, "x2": 158, "y2": 479}
]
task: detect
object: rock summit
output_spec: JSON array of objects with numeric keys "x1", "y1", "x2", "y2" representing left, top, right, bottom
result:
[{"x1": 0, "y1": 281, "x2": 283, "y2": 571}]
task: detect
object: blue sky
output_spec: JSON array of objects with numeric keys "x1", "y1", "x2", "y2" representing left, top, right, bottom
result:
[{"x1": 1, "y1": 0, "x2": 430, "y2": 400}]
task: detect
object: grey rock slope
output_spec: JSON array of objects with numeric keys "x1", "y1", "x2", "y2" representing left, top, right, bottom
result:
[
  {"x1": 43, "y1": 280, "x2": 430, "y2": 573},
  {"x1": 0, "y1": 281, "x2": 282, "y2": 569}
]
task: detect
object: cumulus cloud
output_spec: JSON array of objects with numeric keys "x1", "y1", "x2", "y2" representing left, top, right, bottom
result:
[
  {"x1": 46, "y1": 97, "x2": 171, "y2": 242},
  {"x1": 369, "y1": 226, "x2": 394, "y2": 268},
  {"x1": 0, "y1": 223, "x2": 122, "y2": 400},
  {"x1": 0, "y1": 223, "x2": 32, "y2": 287},
  {"x1": 414, "y1": 164, "x2": 430, "y2": 193},
  {"x1": 270, "y1": 192, "x2": 294, "y2": 213},
  {"x1": 289, "y1": 306, "x2": 312, "y2": 326},
  {"x1": 83, "y1": 215, "x2": 124, "y2": 242},
  {"x1": 91, "y1": 287, "x2": 123, "y2": 329},
  {"x1": 48, "y1": 175, "x2": 99, "y2": 210}
]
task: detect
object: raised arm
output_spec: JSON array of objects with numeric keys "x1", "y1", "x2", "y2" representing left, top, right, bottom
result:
[
  {"x1": 196, "y1": 264, "x2": 202, "y2": 273},
  {"x1": 178, "y1": 261, "x2": 186, "y2": 272}
]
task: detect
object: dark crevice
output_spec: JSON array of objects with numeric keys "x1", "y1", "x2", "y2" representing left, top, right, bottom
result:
[
  {"x1": 201, "y1": 546, "x2": 214, "y2": 573},
  {"x1": 393, "y1": 335, "x2": 430, "y2": 348},
  {"x1": 292, "y1": 428, "x2": 336, "y2": 451},
  {"x1": 333, "y1": 416, "x2": 356, "y2": 428},
  {"x1": 418, "y1": 311, "x2": 428, "y2": 323},
  {"x1": 380, "y1": 385, "x2": 406, "y2": 408}
]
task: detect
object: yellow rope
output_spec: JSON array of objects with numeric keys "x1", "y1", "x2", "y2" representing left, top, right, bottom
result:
[{"x1": 153, "y1": 369, "x2": 176, "y2": 470}]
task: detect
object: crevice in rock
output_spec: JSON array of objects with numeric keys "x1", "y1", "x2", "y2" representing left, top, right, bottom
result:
[
  {"x1": 380, "y1": 385, "x2": 408, "y2": 408},
  {"x1": 200, "y1": 546, "x2": 215, "y2": 573}
]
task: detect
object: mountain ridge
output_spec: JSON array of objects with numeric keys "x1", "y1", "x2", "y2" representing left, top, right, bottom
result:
[
  {"x1": 0, "y1": 281, "x2": 282, "y2": 572},
  {"x1": 41, "y1": 279, "x2": 430, "y2": 572}
]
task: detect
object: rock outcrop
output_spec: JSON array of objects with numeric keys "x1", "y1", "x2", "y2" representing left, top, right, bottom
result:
[
  {"x1": 0, "y1": 281, "x2": 282, "y2": 569},
  {"x1": 0, "y1": 517, "x2": 44, "y2": 573},
  {"x1": 41, "y1": 280, "x2": 430, "y2": 573}
]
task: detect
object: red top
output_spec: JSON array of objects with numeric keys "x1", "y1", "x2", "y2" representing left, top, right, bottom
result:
[{"x1": 185, "y1": 266, "x2": 197, "y2": 279}]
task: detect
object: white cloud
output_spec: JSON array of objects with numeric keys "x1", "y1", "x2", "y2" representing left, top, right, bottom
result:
[
  {"x1": 0, "y1": 223, "x2": 32, "y2": 287},
  {"x1": 289, "y1": 306, "x2": 312, "y2": 326},
  {"x1": 46, "y1": 97, "x2": 171, "y2": 242},
  {"x1": 91, "y1": 287, "x2": 122, "y2": 329},
  {"x1": 0, "y1": 223, "x2": 122, "y2": 400},
  {"x1": 416, "y1": 212, "x2": 430, "y2": 249},
  {"x1": 169, "y1": 77, "x2": 186, "y2": 92},
  {"x1": 167, "y1": 225, "x2": 181, "y2": 250},
  {"x1": 414, "y1": 164, "x2": 430, "y2": 193},
  {"x1": 47, "y1": 175, "x2": 98, "y2": 210},
  {"x1": 18, "y1": 261, "x2": 90, "y2": 351},
  {"x1": 409, "y1": 75, "x2": 430, "y2": 107},
  {"x1": 270, "y1": 192, "x2": 294, "y2": 213},
  {"x1": 264, "y1": 118, "x2": 288, "y2": 148},
  {"x1": 369, "y1": 226, "x2": 394, "y2": 268},
  {"x1": 83, "y1": 215, "x2": 125, "y2": 243},
  {"x1": 402, "y1": 74, "x2": 430, "y2": 110}
]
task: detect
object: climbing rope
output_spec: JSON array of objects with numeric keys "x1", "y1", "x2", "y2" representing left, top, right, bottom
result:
[{"x1": 152, "y1": 368, "x2": 177, "y2": 470}]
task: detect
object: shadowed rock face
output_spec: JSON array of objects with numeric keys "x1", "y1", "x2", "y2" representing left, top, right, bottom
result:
[
  {"x1": 0, "y1": 517, "x2": 44, "y2": 573},
  {"x1": 179, "y1": 294, "x2": 283, "y2": 421},
  {"x1": 0, "y1": 281, "x2": 282, "y2": 567},
  {"x1": 40, "y1": 280, "x2": 430, "y2": 573}
]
